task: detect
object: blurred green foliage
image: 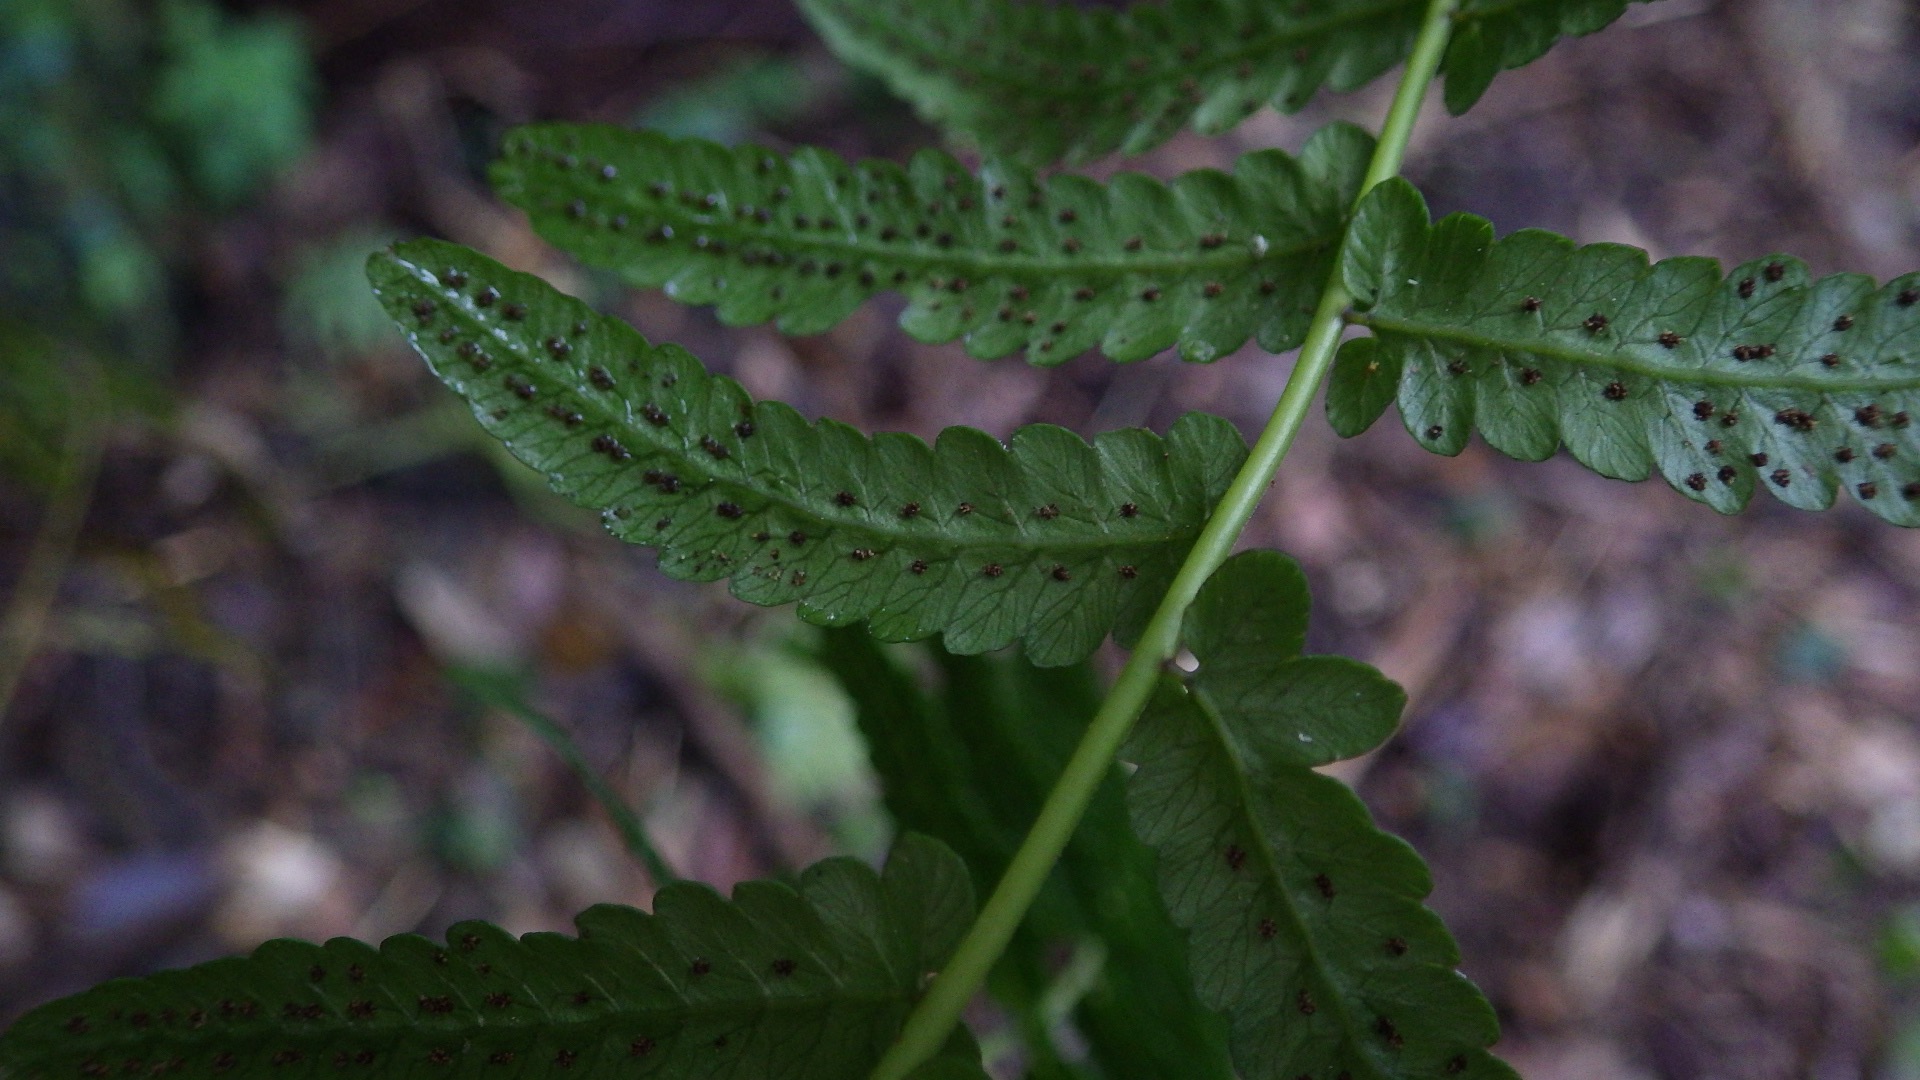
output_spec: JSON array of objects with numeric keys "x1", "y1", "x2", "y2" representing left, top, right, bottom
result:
[
  {"x1": 282, "y1": 229, "x2": 407, "y2": 361},
  {"x1": 636, "y1": 55, "x2": 821, "y2": 146},
  {"x1": 0, "y1": 0, "x2": 319, "y2": 725},
  {"x1": 151, "y1": 0, "x2": 313, "y2": 208},
  {"x1": 711, "y1": 632, "x2": 890, "y2": 855},
  {"x1": 0, "y1": 0, "x2": 314, "y2": 370},
  {"x1": 1882, "y1": 904, "x2": 1920, "y2": 981},
  {"x1": 1884, "y1": 907, "x2": 1920, "y2": 1078},
  {"x1": 0, "y1": 322, "x2": 74, "y2": 493},
  {"x1": 1777, "y1": 621, "x2": 1848, "y2": 685}
]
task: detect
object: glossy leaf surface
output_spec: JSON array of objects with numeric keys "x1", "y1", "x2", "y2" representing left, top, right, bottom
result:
[{"x1": 368, "y1": 239, "x2": 1248, "y2": 665}]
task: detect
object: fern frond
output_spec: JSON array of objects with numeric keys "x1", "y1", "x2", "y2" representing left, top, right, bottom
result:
[
  {"x1": 0, "y1": 836, "x2": 979, "y2": 1080},
  {"x1": 489, "y1": 123, "x2": 1373, "y2": 364},
  {"x1": 366, "y1": 239, "x2": 1248, "y2": 665},
  {"x1": 1444, "y1": 0, "x2": 1648, "y2": 114},
  {"x1": 798, "y1": 0, "x2": 1651, "y2": 165},
  {"x1": 1332, "y1": 179, "x2": 1920, "y2": 525},
  {"x1": 1125, "y1": 551, "x2": 1517, "y2": 1080},
  {"x1": 819, "y1": 631, "x2": 1235, "y2": 1080}
]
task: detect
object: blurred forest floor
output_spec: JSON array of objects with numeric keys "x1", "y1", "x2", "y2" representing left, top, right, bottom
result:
[{"x1": 3, "y1": 1, "x2": 1920, "y2": 1077}]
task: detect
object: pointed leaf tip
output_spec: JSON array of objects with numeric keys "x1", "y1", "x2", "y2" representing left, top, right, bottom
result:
[{"x1": 366, "y1": 238, "x2": 1251, "y2": 665}]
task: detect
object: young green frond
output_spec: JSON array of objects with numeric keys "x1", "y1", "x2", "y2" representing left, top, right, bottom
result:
[
  {"x1": 367, "y1": 239, "x2": 1248, "y2": 665},
  {"x1": 1125, "y1": 551, "x2": 1517, "y2": 1080},
  {"x1": 489, "y1": 122, "x2": 1372, "y2": 364},
  {"x1": 819, "y1": 632, "x2": 1235, "y2": 1080},
  {"x1": 799, "y1": 0, "x2": 1651, "y2": 165},
  {"x1": 0, "y1": 836, "x2": 980, "y2": 1080},
  {"x1": 1335, "y1": 179, "x2": 1920, "y2": 525}
]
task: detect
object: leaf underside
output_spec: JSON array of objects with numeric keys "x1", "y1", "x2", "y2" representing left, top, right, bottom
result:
[
  {"x1": 489, "y1": 122, "x2": 1372, "y2": 364},
  {"x1": 1333, "y1": 179, "x2": 1920, "y2": 526},
  {"x1": 1124, "y1": 551, "x2": 1517, "y2": 1080},
  {"x1": 798, "y1": 0, "x2": 1653, "y2": 165},
  {"x1": 367, "y1": 238, "x2": 1248, "y2": 665},
  {"x1": 0, "y1": 836, "x2": 979, "y2": 1080},
  {"x1": 819, "y1": 632, "x2": 1234, "y2": 1080}
]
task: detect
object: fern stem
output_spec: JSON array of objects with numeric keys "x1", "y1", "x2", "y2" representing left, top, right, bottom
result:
[
  {"x1": 446, "y1": 664, "x2": 681, "y2": 886},
  {"x1": 867, "y1": 4, "x2": 1459, "y2": 1077}
]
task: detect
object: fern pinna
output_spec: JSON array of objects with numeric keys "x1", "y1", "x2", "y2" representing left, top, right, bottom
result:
[
  {"x1": 7, "y1": 0, "x2": 1918, "y2": 1078},
  {"x1": 0, "y1": 837, "x2": 987, "y2": 1079},
  {"x1": 1332, "y1": 179, "x2": 1920, "y2": 524},
  {"x1": 799, "y1": 0, "x2": 1656, "y2": 163},
  {"x1": 367, "y1": 238, "x2": 1247, "y2": 666},
  {"x1": 490, "y1": 122, "x2": 1372, "y2": 363}
]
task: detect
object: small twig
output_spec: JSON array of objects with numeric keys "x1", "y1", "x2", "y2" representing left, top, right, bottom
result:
[
  {"x1": 445, "y1": 663, "x2": 681, "y2": 886},
  {"x1": 0, "y1": 364, "x2": 107, "y2": 734}
]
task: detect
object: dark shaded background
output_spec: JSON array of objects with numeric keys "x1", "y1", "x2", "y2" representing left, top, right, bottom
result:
[{"x1": 3, "y1": 2, "x2": 1920, "y2": 1077}]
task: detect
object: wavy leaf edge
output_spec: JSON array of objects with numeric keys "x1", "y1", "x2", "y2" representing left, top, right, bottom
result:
[
  {"x1": 367, "y1": 237, "x2": 1252, "y2": 665},
  {"x1": 798, "y1": 0, "x2": 1653, "y2": 164},
  {"x1": 489, "y1": 121, "x2": 1376, "y2": 366},
  {"x1": 0, "y1": 835, "x2": 980, "y2": 1080},
  {"x1": 1335, "y1": 177, "x2": 1920, "y2": 526}
]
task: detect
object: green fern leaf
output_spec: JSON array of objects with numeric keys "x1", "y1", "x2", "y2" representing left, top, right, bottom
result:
[
  {"x1": 797, "y1": 0, "x2": 1651, "y2": 165},
  {"x1": 366, "y1": 238, "x2": 1248, "y2": 665},
  {"x1": 1443, "y1": 0, "x2": 1649, "y2": 113},
  {"x1": 818, "y1": 631, "x2": 1234, "y2": 1080},
  {"x1": 1332, "y1": 178, "x2": 1920, "y2": 525},
  {"x1": 1125, "y1": 551, "x2": 1517, "y2": 1080},
  {"x1": 0, "y1": 836, "x2": 979, "y2": 1080},
  {"x1": 488, "y1": 122, "x2": 1372, "y2": 364}
]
